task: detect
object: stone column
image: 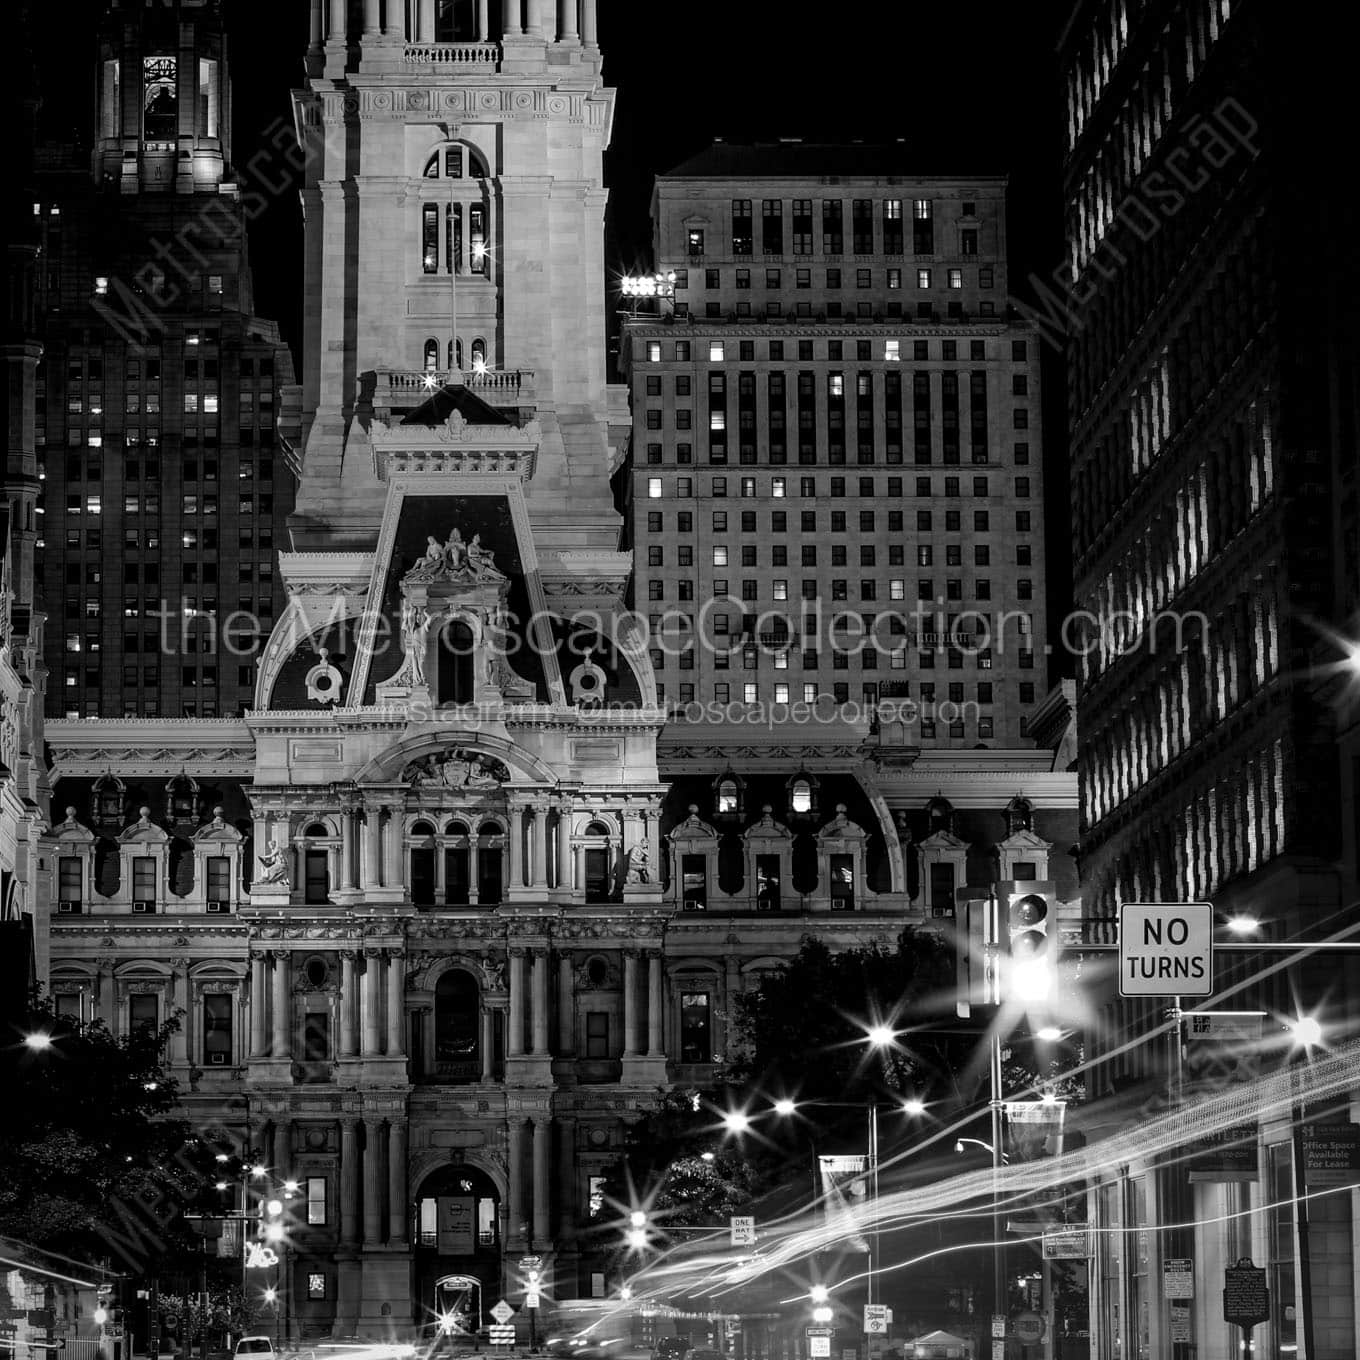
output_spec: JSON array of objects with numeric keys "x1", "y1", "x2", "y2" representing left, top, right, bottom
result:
[
  {"x1": 249, "y1": 952, "x2": 268, "y2": 1058},
  {"x1": 328, "y1": 0, "x2": 346, "y2": 41},
  {"x1": 557, "y1": 0, "x2": 577, "y2": 41},
  {"x1": 360, "y1": 808, "x2": 381, "y2": 891},
  {"x1": 580, "y1": 0, "x2": 596, "y2": 48},
  {"x1": 647, "y1": 951, "x2": 664, "y2": 1056},
  {"x1": 361, "y1": 950, "x2": 382, "y2": 1056},
  {"x1": 168, "y1": 965, "x2": 189, "y2": 1065},
  {"x1": 533, "y1": 805, "x2": 550, "y2": 887},
  {"x1": 387, "y1": 1121, "x2": 407, "y2": 1243},
  {"x1": 418, "y1": 0, "x2": 435, "y2": 41},
  {"x1": 362, "y1": 1119, "x2": 384, "y2": 1246},
  {"x1": 339, "y1": 951, "x2": 357, "y2": 1056},
  {"x1": 555, "y1": 808, "x2": 571, "y2": 891},
  {"x1": 573, "y1": 845, "x2": 585, "y2": 897},
  {"x1": 525, "y1": 0, "x2": 545, "y2": 36},
  {"x1": 309, "y1": 0, "x2": 324, "y2": 50},
  {"x1": 507, "y1": 949, "x2": 526, "y2": 1057},
  {"x1": 383, "y1": 807, "x2": 403, "y2": 890},
  {"x1": 480, "y1": 1007, "x2": 495, "y2": 1081},
  {"x1": 502, "y1": 0, "x2": 521, "y2": 36},
  {"x1": 477, "y1": 0, "x2": 489, "y2": 40},
  {"x1": 506, "y1": 805, "x2": 523, "y2": 889},
  {"x1": 384, "y1": 0, "x2": 405, "y2": 38},
  {"x1": 386, "y1": 952, "x2": 404, "y2": 1055},
  {"x1": 530, "y1": 951, "x2": 549, "y2": 1055},
  {"x1": 340, "y1": 1118, "x2": 359, "y2": 1245},
  {"x1": 557, "y1": 954, "x2": 574, "y2": 1055},
  {"x1": 622, "y1": 950, "x2": 638, "y2": 1056},
  {"x1": 339, "y1": 805, "x2": 357, "y2": 892},
  {"x1": 272, "y1": 1121, "x2": 289, "y2": 1179},
  {"x1": 506, "y1": 1118, "x2": 526, "y2": 1244},
  {"x1": 363, "y1": 0, "x2": 379, "y2": 35},
  {"x1": 532, "y1": 1117, "x2": 551, "y2": 1245},
  {"x1": 270, "y1": 950, "x2": 290, "y2": 1058}
]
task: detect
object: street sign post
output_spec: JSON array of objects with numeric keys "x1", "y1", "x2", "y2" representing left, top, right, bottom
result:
[
  {"x1": 1118, "y1": 902, "x2": 1213, "y2": 996},
  {"x1": 489, "y1": 1300, "x2": 514, "y2": 1325},
  {"x1": 1223, "y1": 1257, "x2": 1268, "y2": 1357},
  {"x1": 1013, "y1": 1312, "x2": 1045, "y2": 1345},
  {"x1": 1042, "y1": 1228, "x2": 1093, "y2": 1259},
  {"x1": 862, "y1": 1305, "x2": 889, "y2": 1335},
  {"x1": 729, "y1": 1215, "x2": 756, "y2": 1247}
]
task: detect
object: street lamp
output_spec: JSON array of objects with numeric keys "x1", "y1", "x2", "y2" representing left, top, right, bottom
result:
[
  {"x1": 23, "y1": 1032, "x2": 53, "y2": 1051},
  {"x1": 1289, "y1": 1015, "x2": 1324, "y2": 1049}
]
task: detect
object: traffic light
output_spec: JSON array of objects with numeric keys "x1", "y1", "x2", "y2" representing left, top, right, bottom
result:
[{"x1": 1003, "y1": 882, "x2": 1057, "y2": 1004}]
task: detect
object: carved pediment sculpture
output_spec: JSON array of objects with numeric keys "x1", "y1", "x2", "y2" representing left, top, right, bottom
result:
[
  {"x1": 403, "y1": 747, "x2": 511, "y2": 791},
  {"x1": 404, "y1": 527, "x2": 508, "y2": 586}
]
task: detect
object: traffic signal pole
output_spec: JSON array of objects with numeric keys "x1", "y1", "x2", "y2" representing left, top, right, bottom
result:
[{"x1": 987, "y1": 886, "x2": 1006, "y2": 1358}]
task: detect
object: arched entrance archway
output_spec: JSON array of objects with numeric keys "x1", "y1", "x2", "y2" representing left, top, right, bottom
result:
[{"x1": 413, "y1": 1164, "x2": 501, "y2": 1331}]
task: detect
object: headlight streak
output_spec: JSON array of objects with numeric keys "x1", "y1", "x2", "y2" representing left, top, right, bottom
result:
[{"x1": 604, "y1": 1035, "x2": 1360, "y2": 1316}]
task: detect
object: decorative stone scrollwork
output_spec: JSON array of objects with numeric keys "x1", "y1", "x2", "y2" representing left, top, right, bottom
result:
[
  {"x1": 404, "y1": 748, "x2": 509, "y2": 790},
  {"x1": 304, "y1": 647, "x2": 345, "y2": 705}
]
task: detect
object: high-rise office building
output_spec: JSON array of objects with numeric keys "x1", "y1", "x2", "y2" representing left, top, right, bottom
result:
[
  {"x1": 626, "y1": 145, "x2": 1047, "y2": 750},
  {"x1": 1063, "y1": 0, "x2": 1358, "y2": 925},
  {"x1": 1061, "y1": 3, "x2": 1359, "y2": 1355},
  {"x1": 621, "y1": 144, "x2": 1073, "y2": 918},
  {"x1": 33, "y1": 0, "x2": 295, "y2": 720}
]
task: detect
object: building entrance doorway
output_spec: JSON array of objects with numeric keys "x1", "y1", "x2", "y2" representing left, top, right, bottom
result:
[
  {"x1": 414, "y1": 1164, "x2": 501, "y2": 1332},
  {"x1": 433, "y1": 1274, "x2": 482, "y2": 1338}
]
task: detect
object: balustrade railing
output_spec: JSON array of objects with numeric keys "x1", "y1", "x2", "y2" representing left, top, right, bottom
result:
[{"x1": 403, "y1": 42, "x2": 501, "y2": 65}]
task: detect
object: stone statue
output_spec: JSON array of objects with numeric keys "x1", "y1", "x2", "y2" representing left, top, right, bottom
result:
[
  {"x1": 257, "y1": 839, "x2": 290, "y2": 887},
  {"x1": 400, "y1": 599, "x2": 432, "y2": 686},
  {"x1": 625, "y1": 840, "x2": 651, "y2": 885},
  {"x1": 445, "y1": 527, "x2": 468, "y2": 571},
  {"x1": 417, "y1": 536, "x2": 444, "y2": 571},
  {"x1": 404, "y1": 748, "x2": 509, "y2": 790}
]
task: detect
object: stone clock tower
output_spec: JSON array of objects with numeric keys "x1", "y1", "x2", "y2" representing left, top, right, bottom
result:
[{"x1": 287, "y1": 0, "x2": 625, "y2": 601}]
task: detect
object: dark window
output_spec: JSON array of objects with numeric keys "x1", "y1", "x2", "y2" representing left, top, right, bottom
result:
[
  {"x1": 679, "y1": 992, "x2": 712, "y2": 1062},
  {"x1": 585, "y1": 1012, "x2": 610, "y2": 1059},
  {"x1": 303, "y1": 1012, "x2": 331, "y2": 1062},
  {"x1": 132, "y1": 856, "x2": 157, "y2": 901},
  {"x1": 304, "y1": 848, "x2": 329, "y2": 904},
  {"x1": 411, "y1": 846, "x2": 436, "y2": 904},
  {"x1": 755, "y1": 854, "x2": 781, "y2": 911},
  {"x1": 585, "y1": 847, "x2": 612, "y2": 903},
  {"x1": 206, "y1": 855, "x2": 231, "y2": 901},
  {"x1": 477, "y1": 842, "x2": 502, "y2": 905},
  {"x1": 434, "y1": 970, "x2": 480, "y2": 1080},
  {"x1": 829, "y1": 854, "x2": 856, "y2": 910},
  {"x1": 129, "y1": 993, "x2": 158, "y2": 1033},
  {"x1": 58, "y1": 856, "x2": 82, "y2": 903},
  {"x1": 444, "y1": 846, "x2": 470, "y2": 906},
  {"x1": 203, "y1": 993, "x2": 232, "y2": 1065},
  {"x1": 681, "y1": 853, "x2": 707, "y2": 910}
]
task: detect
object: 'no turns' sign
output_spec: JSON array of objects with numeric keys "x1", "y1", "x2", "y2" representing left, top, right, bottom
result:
[{"x1": 1119, "y1": 902, "x2": 1214, "y2": 997}]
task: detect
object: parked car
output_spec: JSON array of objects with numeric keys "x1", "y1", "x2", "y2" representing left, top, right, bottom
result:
[{"x1": 234, "y1": 1340, "x2": 275, "y2": 1360}]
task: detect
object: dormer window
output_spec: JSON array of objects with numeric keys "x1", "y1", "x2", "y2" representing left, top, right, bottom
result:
[{"x1": 713, "y1": 772, "x2": 743, "y2": 818}]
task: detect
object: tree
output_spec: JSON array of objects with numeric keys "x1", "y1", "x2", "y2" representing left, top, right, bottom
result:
[
  {"x1": 0, "y1": 999, "x2": 230, "y2": 1275},
  {"x1": 159, "y1": 1287, "x2": 256, "y2": 1359},
  {"x1": 733, "y1": 930, "x2": 973, "y2": 1108}
]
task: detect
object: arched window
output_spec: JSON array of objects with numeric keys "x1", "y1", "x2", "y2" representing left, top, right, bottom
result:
[
  {"x1": 433, "y1": 970, "x2": 480, "y2": 1081},
  {"x1": 419, "y1": 145, "x2": 490, "y2": 279},
  {"x1": 444, "y1": 821, "x2": 470, "y2": 906},
  {"x1": 410, "y1": 821, "x2": 436, "y2": 906},
  {"x1": 470, "y1": 337, "x2": 487, "y2": 373},
  {"x1": 437, "y1": 620, "x2": 475, "y2": 705},
  {"x1": 476, "y1": 822, "x2": 503, "y2": 905},
  {"x1": 303, "y1": 824, "x2": 330, "y2": 904},
  {"x1": 790, "y1": 777, "x2": 814, "y2": 814},
  {"x1": 716, "y1": 778, "x2": 740, "y2": 815},
  {"x1": 424, "y1": 339, "x2": 439, "y2": 371}
]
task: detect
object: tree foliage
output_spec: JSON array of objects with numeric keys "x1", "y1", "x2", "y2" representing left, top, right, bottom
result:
[
  {"x1": 732, "y1": 930, "x2": 973, "y2": 1108},
  {"x1": 0, "y1": 1000, "x2": 229, "y2": 1273}
]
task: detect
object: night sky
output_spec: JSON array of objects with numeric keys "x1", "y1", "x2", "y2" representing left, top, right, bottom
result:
[{"x1": 33, "y1": 0, "x2": 1075, "y2": 656}]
